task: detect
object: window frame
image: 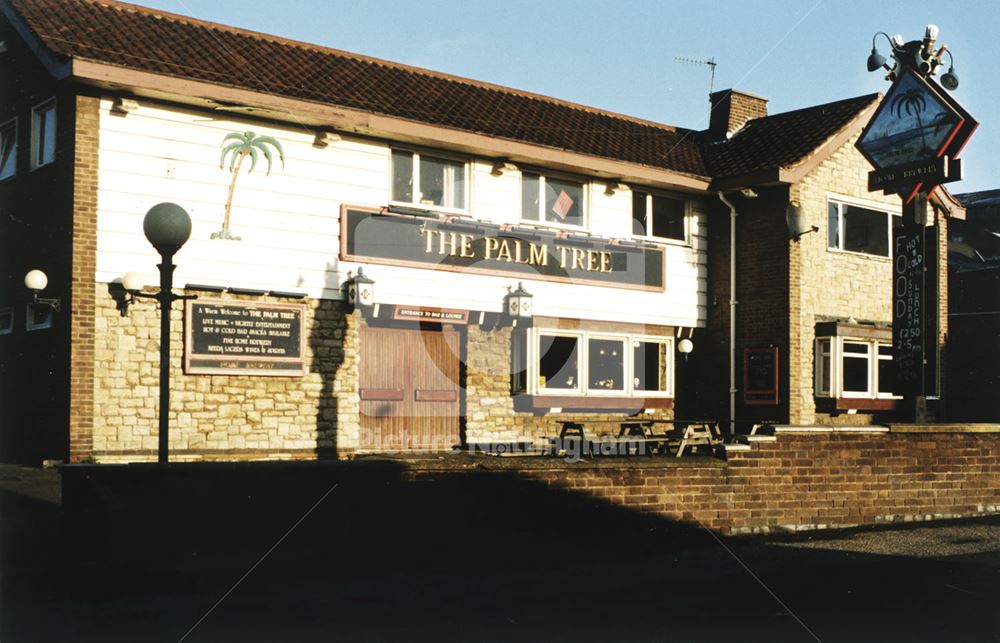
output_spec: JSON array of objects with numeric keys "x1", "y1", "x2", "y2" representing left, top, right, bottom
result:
[
  {"x1": 389, "y1": 147, "x2": 470, "y2": 214},
  {"x1": 519, "y1": 169, "x2": 589, "y2": 231},
  {"x1": 525, "y1": 327, "x2": 673, "y2": 399},
  {"x1": 30, "y1": 99, "x2": 56, "y2": 170},
  {"x1": 0, "y1": 118, "x2": 16, "y2": 181},
  {"x1": 826, "y1": 196, "x2": 900, "y2": 259},
  {"x1": 631, "y1": 190, "x2": 690, "y2": 245},
  {"x1": 0, "y1": 307, "x2": 13, "y2": 336},
  {"x1": 814, "y1": 335, "x2": 899, "y2": 401}
]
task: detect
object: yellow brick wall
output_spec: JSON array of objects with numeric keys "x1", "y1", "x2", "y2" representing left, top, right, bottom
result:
[{"x1": 790, "y1": 133, "x2": 903, "y2": 424}]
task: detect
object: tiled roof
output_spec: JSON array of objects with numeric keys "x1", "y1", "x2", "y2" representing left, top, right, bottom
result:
[
  {"x1": 5, "y1": 0, "x2": 709, "y2": 177},
  {"x1": 701, "y1": 94, "x2": 880, "y2": 180}
]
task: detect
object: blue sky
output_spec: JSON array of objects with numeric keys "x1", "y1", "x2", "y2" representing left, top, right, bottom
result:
[{"x1": 131, "y1": 0, "x2": 999, "y2": 194}]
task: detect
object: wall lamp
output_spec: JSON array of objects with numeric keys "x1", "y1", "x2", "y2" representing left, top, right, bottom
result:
[
  {"x1": 505, "y1": 282, "x2": 533, "y2": 325},
  {"x1": 604, "y1": 181, "x2": 629, "y2": 196},
  {"x1": 867, "y1": 24, "x2": 959, "y2": 90},
  {"x1": 312, "y1": 130, "x2": 341, "y2": 148},
  {"x1": 345, "y1": 267, "x2": 376, "y2": 312},
  {"x1": 491, "y1": 161, "x2": 518, "y2": 176},
  {"x1": 24, "y1": 269, "x2": 61, "y2": 311}
]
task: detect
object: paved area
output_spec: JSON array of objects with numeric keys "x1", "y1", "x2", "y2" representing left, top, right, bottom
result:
[{"x1": 2, "y1": 463, "x2": 999, "y2": 642}]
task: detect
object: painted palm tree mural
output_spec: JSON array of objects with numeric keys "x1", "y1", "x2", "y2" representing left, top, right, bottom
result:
[{"x1": 213, "y1": 131, "x2": 285, "y2": 240}]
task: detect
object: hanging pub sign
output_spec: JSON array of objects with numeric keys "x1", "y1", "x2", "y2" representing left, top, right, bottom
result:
[
  {"x1": 858, "y1": 63, "x2": 975, "y2": 400},
  {"x1": 857, "y1": 69, "x2": 977, "y2": 197},
  {"x1": 184, "y1": 299, "x2": 307, "y2": 376},
  {"x1": 340, "y1": 206, "x2": 666, "y2": 291}
]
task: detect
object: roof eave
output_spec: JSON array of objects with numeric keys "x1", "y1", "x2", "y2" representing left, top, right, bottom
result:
[
  {"x1": 67, "y1": 58, "x2": 710, "y2": 192},
  {"x1": 0, "y1": 0, "x2": 72, "y2": 79}
]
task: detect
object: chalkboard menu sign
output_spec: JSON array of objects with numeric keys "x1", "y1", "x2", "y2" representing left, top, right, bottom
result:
[
  {"x1": 893, "y1": 227, "x2": 924, "y2": 395},
  {"x1": 184, "y1": 300, "x2": 306, "y2": 376},
  {"x1": 743, "y1": 347, "x2": 779, "y2": 405}
]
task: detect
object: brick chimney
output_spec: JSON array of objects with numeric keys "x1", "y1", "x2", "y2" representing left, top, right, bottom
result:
[{"x1": 709, "y1": 89, "x2": 768, "y2": 138}]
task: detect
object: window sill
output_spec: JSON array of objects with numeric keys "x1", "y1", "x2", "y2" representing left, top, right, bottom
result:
[
  {"x1": 825, "y1": 248, "x2": 892, "y2": 262},
  {"x1": 630, "y1": 235, "x2": 690, "y2": 248},
  {"x1": 815, "y1": 397, "x2": 900, "y2": 412},
  {"x1": 514, "y1": 394, "x2": 673, "y2": 412}
]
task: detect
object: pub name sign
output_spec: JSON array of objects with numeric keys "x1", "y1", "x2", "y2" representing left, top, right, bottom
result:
[{"x1": 341, "y1": 207, "x2": 665, "y2": 291}]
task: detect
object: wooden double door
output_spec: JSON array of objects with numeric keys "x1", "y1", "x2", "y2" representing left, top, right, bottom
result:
[{"x1": 359, "y1": 325, "x2": 462, "y2": 451}]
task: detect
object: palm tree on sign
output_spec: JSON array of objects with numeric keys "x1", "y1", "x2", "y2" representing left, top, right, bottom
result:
[
  {"x1": 213, "y1": 131, "x2": 285, "y2": 240},
  {"x1": 891, "y1": 88, "x2": 930, "y2": 154}
]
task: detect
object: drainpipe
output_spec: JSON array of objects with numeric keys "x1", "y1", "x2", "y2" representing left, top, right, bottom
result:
[{"x1": 718, "y1": 192, "x2": 737, "y2": 437}]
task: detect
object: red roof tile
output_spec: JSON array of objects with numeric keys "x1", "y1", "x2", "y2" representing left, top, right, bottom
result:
[
  {"x1": 701, "y1": 94, "x2": 880, "y2": 181},
  {"x1": 5, "y1": 0, "x2": 709, "y2": 178}
]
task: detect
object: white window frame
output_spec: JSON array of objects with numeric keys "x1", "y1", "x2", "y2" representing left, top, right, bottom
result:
[
  {"x1": 827, "y1": 196, "x2": 900, "y2": 259},
  {"x1": 585, "y1": 334, "x2": 628, "y2": 397},
  {"x1": 519, "y1": 170, "x2": 589, "y2": 231},
  {"x1": 389, "y1": 147, "x2": 470, "y2": 214},
  {"x1": 534, "y1": 330, "x2": 584, "y2": 395},
  {"x1": 814, "y1": 336, "x2": 899, "y2": 400},
  {"x1": 527, "y1": 328, "x2": 673, "y2": 398},
  {"x1": 0, "y1": 118, "x2": 16, "y2": 181},
  {"x1": 31, "y1": 99, "x2": 56, "y2": 170},
  {"x1": 631, "y1": 190, "x2": 690, "y2": 245}
]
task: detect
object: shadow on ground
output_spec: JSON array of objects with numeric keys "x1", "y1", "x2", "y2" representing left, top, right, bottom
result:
[{"x1": 2, "y1": 460, "x2": 1000, "y2": 642}]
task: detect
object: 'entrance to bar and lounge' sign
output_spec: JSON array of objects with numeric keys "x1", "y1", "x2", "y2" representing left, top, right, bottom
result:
[{"x1": 184, "y1": 299, "x2": 307, "y2": 376}]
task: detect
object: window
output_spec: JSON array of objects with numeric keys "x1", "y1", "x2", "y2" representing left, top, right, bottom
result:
[
  {"x1": 815, "y1": 336, "x2": 896, "y2": 400},
  {"x1": 521, "y1": 172, "x2": 586, "y2": 228},
  {"x1": 0, "y1": 119, "x2": 15, "y2": 180},
  {"x1": 521, "y1": 328, "x2": 673, "y2": 398},
  {"x1": 632, "y1": 191, "x2": 687, "y2": 242},
  {"x1": 0, "y1": 307, "x2": 12, "y2": 335},
  {"x1": 31, "y1": 100, "x2": 56, "y2": 169},
  {"x1": 827, "y1": 200, "x2": 898, "y2": 257},
  {"x1": 390, "y1": 149, "x2": 466, "y2": 210}
]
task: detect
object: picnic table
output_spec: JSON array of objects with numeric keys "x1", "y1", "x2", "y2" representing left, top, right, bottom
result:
[{"x1": 555, "y1": 418, "x2": 723, "y2": 457}]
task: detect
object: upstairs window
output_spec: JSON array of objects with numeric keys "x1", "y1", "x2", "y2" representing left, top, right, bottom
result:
[
  {"x1": 632, "y1": 191, "x2": 687, "y2": 243},
  {"x1": 0, "y1": 119, "x2": 16, "y2": 180},
  {"x1": 31, "y1": 100, "x2": 56, "y2": 169},
  {"x1": 390, "y1": 149, "x2": 467, "y2": 211},
  {"x1": 827, "y1": 200, "x2": 898, "y2": 257},
  {"x1": 521, "y1": 172, "x2": 586, "y2": 229}
]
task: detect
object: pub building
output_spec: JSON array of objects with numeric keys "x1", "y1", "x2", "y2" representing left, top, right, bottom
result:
[{"x1": 0, "y1": 0, "x2": 963, "y2": 464}]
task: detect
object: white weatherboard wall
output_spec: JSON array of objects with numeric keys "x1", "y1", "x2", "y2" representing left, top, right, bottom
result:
[{"x1": 95, "y1": 98, "x2": 707, "y2": 328}]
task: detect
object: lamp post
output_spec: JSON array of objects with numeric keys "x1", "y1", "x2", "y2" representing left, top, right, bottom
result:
[{"x1": 140, "y1": 203, "x2": 193, "y2": 464}]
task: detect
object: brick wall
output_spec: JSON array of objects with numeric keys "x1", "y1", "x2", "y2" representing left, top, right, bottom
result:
[
  {"x1": 69, "y1": 95, "x2": 100, "y2": 462},
  {"x1": 436, "y1": 431, "x2": 1000, "y2": 534}
]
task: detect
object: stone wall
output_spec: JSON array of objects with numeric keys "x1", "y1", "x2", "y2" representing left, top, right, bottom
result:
[
  {"x1": 790, "y1": 134, "x2": 905, "y2": 425},
  {"x1": 90, "y1": 287, "x2": 361, "y2": 462}
]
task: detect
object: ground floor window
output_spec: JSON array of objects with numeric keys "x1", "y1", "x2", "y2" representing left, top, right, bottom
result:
[
  {"x1": 516, "y1": 327, "x2": 673, "y2": 398},
  {"x1": 815, "y1": 336, "x2": 897, "y2": 400}
]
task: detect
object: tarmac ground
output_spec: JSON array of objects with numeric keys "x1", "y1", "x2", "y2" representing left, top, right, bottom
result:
[{"x1": 2, "y1": 462, "x2": 999, "y2": 642}]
